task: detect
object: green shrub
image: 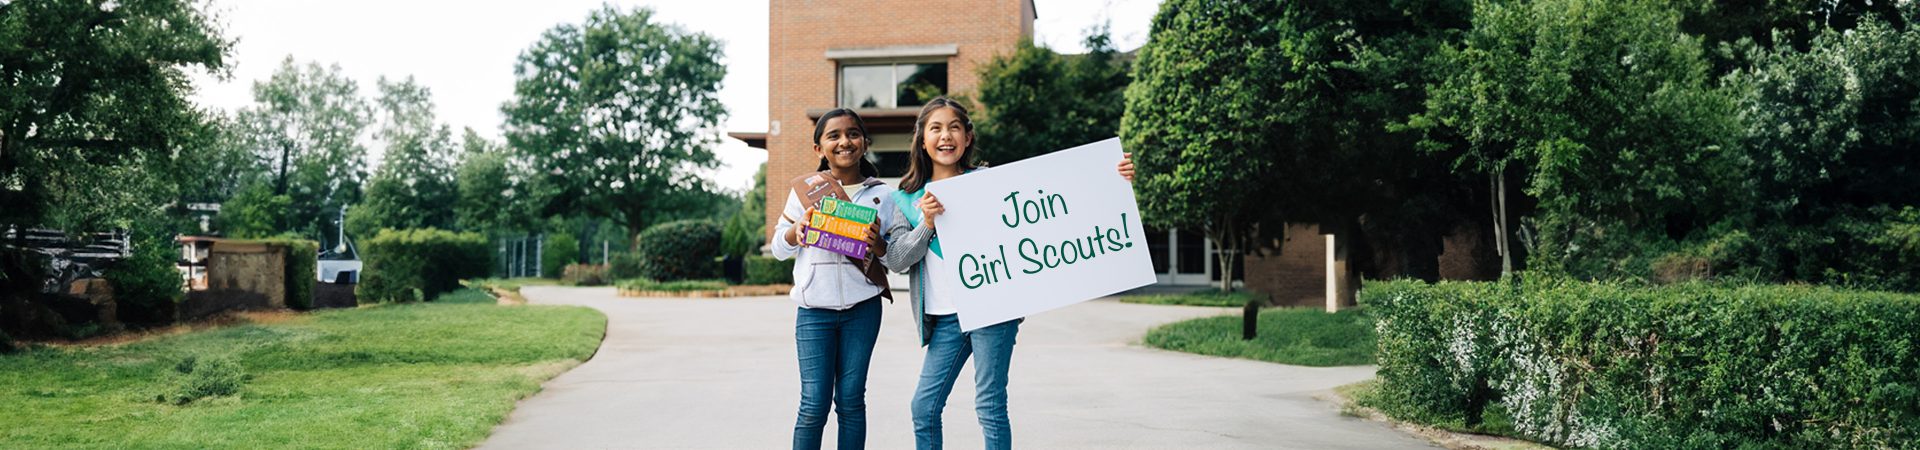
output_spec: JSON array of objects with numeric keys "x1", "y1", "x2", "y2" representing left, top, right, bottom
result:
[
  {"x1": 541, "y1": 232, "x2": 579, "y2": 279},
  {"x1": 631, "y1": 220, "x2": 722, "y2": 282},
  {"x1": 615, "y1": 278, "x2": 728, "y2": 293},
  {"x1": 608, "y1": 252, "x2": 643, "y2": 281},
  {"x1": 256, "y1": 237, "x2": 318, "y2": 310},
  {"x1": 105, "y1": 236, "x2": 185, "y2": 326},
  {"x1": 0, "y1": 328, "x2": 15, "y2": 353},
  {"x1": 719, "y1": 212, "x2": 761, "y2": 258},
  {"x1": 359, "y1": 229, "x2": 491, "y2": 303},
  {"x1": 1363, "y1": 277, "x2": 1920, "y2": 448},
  {"x1": 157, "y1": 354, "x2": 249, "y2": 405},
  {"x1": 561, "y1": 264, "x2": 609, "y2": 286},
  {"x1": 744, "y1": 255, "x2": 794, "y2": 285}
]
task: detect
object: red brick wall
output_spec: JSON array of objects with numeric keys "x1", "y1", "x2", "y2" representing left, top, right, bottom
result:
[
  {"x1": 1244, "y1": 223, "x2": 1328, "y2": 307},
  {"x1": 764, "y1": 0, "x2": 1033, "y2": 234}
]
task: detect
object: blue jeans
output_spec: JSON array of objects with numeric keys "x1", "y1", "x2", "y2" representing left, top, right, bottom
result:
[
  {"x1": 911, "y1": 314, "x2": 1020, "y2": 450},
  {"x1": 793, "y1": 297, "x2": 883, "y2": 450}
]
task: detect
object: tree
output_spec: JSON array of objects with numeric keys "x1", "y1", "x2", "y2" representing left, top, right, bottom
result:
[
  {"x1": 975, "y1": 25, "x2": 1131, "y2": 165},
  {"x1": 233, "y1": 57, "x2": 373, "y2": 237},
  {"x1": 501, "y1": 5, "x2": 728, "y2": 235},
  {"x1": 0, "y1": 0, "x2": 231, "y2": 229},
  {"x1": 1715, "y1": 8, "x2": 1920, "y2": 290},
  {"x1": 454, "y1": 128, "x2": 532, "y2": 235},
  {"x1": 1124, "y1": 0, "x2": 1473, "y2": 294},
  {"x1": 346, "y1": 76, "x2": 458, "y2": 237},
  {"x1": 1410, "y1": 0, "x2": 1740, "y2": 278},
  {"x1": 1123, "y1": 1, "x2": 1300, "y2": 294}
]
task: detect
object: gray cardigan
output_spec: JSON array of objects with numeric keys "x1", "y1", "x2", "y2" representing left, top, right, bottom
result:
[{"x1": 879, "y1": 201, "x2": 940, "y2": 346}]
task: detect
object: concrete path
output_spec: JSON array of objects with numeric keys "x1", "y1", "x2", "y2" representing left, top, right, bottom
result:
[{"x1": 477, "y1": 287, "x2": 1436, "y2": 449}]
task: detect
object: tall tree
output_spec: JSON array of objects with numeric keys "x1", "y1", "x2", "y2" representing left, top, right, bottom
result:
[
  {"x1": 346, "y1": 76, "x2": 458, "y2": 237},
  {"x1": 1123, "y1": 0, "x2": 1305, "y2": 294},
  {"x1": 453, "y1": 127, "x2": 533, "y2": 235},
  {"x1": 1123, "y1": 0, "x2": 1475, "y2": 293},
  {"x1": 500, "y1": 5, "x2": 728, "y2": 234},
  {"x1": 975, "y1": 25, "x2": 1131, "y2": 165},
  {"x1": 0, "y1": 0, "x2": 231, "y2": 229},
  {"x1": 233, "y1": 57, "x2": 373, "y2": 236},
  {"x1": 1411, "y1": 0, "x2": 1740, "y2": 279}
]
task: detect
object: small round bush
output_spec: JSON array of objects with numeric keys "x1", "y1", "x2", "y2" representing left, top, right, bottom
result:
[{"x1": 632, "y1": 220, "x2": 722, "y2": 282}]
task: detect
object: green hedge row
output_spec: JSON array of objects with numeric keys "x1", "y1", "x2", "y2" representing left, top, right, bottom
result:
[
  {"x1": 745, "y1": 255, "x2": 794, "y2": 285},
  {"x1": 359, "y1": 229, "x2": 491, "y2": 303},
  {"x1": 1363, "y1": 278, "x2": 1920, "y2": 448}
]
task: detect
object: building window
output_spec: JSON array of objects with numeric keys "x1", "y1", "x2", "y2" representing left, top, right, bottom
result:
[{"x1": 840, "y1": 62, "x2": 947, "y2": 109}]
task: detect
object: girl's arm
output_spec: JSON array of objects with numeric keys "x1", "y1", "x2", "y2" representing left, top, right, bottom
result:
[
  {"x1": 880, "y1": 205, "x2": 935, "y2": 274},
  {"x1": 770, "y1": 190, "x2": 806, "y2": 261}
]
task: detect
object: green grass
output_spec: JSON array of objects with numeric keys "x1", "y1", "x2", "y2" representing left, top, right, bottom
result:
[
  {"x1": 0, "y1": 291, "x2": 607, "y2": 449},
  {"x1": 1143, "y1": 307, "x2": 1376, "y2": 366},
  {"x1": 615, "y1": 278, "x2": 728, "y2": 292},
  {"x1": 432, "y1": 287, "x2": 500, "y2": 304},
  {"x1": 1117, "y1": 289, "x2": 1257, "y2": 307}
]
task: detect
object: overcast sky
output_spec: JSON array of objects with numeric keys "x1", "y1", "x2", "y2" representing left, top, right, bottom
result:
[{"x1": 187, "y1": 0, "x2": 1162, "y2": 191}]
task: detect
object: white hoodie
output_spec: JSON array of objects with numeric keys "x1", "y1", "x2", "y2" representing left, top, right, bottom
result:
[{"x1": 771, "y1": 177, "x2": 896, "y2": 310}]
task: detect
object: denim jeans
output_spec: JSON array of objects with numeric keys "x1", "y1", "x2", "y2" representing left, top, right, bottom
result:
[
  {"x1": 911, "y1": 314, "x2": 1020, "y2": 450},
  {"x1": 793, "y1": 297, "x2": 883, "y2": 450}
]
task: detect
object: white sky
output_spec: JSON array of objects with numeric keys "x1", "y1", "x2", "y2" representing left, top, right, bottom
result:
[{"x1": 187, "y1": 0, "x2": 1162, "y2": 192}]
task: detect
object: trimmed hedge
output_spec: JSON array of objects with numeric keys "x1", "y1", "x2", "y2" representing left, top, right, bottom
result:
[
  {"x1": 1363, "y1": 277, "x2": 1920, "y2": 448},
  {"x1": 359, "y1": 229, "x2": 491, "y2": 303},
  {"x1": 744, "y1": 255, "x2": 794, "y2": 285},
  {"x1": 630, "y1": 220, "x2": 721, "y2": 282}
]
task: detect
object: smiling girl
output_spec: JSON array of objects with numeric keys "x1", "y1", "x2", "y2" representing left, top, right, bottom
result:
[
  {"x1": 772, "y1": 108, "x2": 895, "y2": 450},
  {"x1": 881, "y1": 97, "x2": 1133, "y2": 449}
]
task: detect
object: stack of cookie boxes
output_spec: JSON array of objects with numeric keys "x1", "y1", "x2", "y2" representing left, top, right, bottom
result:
[{"x1": 800, "y1": 196, "x2": 877, "y2": 259}]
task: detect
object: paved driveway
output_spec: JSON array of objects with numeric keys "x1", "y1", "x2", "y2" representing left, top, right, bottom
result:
[{"x1": 477, "y1": 287, "x2": 1436, "y2": 449}]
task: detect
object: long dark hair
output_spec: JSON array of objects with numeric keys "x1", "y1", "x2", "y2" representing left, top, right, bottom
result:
[
  {"x1": 899, "y1": 97, "x2": 979, "y2": 193},
  {"x1": 812, "y1": 108, "x2": 879, "y2": 178}
]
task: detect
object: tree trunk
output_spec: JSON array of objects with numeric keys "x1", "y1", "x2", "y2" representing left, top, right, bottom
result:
[{"x1": 1491, "y1": 169, "x2": 1512, "y2": 277}]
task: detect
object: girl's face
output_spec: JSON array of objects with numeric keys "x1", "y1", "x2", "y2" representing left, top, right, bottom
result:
[
  {"x1": 921, "y1": 107, "x2": 970, "y2": 168},
  {"x1": 814, "y1": 115, "x2": 868, "y2": 171}
]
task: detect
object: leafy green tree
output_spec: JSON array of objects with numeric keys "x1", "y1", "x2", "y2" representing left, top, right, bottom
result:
[
  {"x1": 1123, "y1": 0, "x2": 1473, "y2": 292},
  {"x1": 975, "y1": 25, "x2": 1130, "y2": 164},
  {"x1": 501, "y1": 5, "x2": 728, "y2": 235},
  {"x1": 1715, "y1": 8, "x2": 1920, "y2": 290},
  {"x1": 0, "y1": 0, "x2": 231, "y2": 229},
  {"x1": 233, "y1": 57, "x2": 372, "y2": 236},
  {"x1": 216, "y1": 182, "x2": 292, "y2": 239},
  {"x1": 453, "y1": 128, "x2": 533, "y2": 235},
  {"x1": 346, "y1": 76, "x2": 458, "y2": 237},
  {"x1": 1124, "y1": 0, "x2": 1296, "y2": 293},
  {"x1": 1411, "y1": 0, "x2": 1741, "y2": 278}
]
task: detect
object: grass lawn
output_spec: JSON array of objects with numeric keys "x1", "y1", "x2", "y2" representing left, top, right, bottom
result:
[
  {"x1": 1143, "y1": 307, "x2": 1375, "y2": 366},
  {"x1": 0, "y1": 288, "x2": 606, "y2": 449},
  {"x1": 1116, "y1": 289, "x2": 1255, "y2": 307}
]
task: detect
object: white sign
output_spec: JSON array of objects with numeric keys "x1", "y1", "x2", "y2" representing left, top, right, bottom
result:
[{"x1": 926, "y1": 138, "x2": 1157, "y2": 331}]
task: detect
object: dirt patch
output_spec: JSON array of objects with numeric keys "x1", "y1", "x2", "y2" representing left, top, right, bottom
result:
[
  {"x1": 487, "y1": 287, "x2": 527, "y2": 305},
  {"x1": 616, "y1": 284, "x2": 792, "y2": 298}
]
